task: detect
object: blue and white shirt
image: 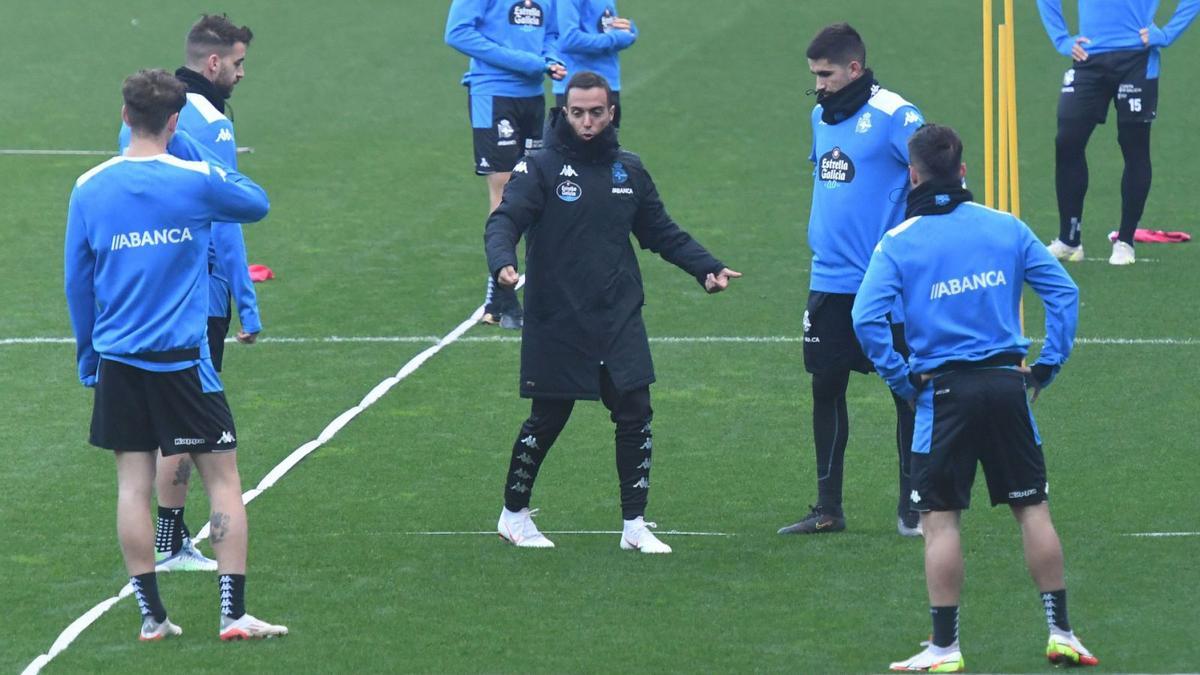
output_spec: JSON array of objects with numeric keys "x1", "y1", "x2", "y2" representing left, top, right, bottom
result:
[
  {"x1": 64, "y1": 154, "x2": 269, "y2": 389},
  {"x1": 807, "y1": 87, "x2": 924, "y2": 295},
  {"x1": 1038, "y1": 0, "x2": 1200, "y2": 77},
  {"x1": 553, "y1": 0, "x2": 637, "y2": 95},
  {"x1": 851, "y1": 201, "x2": 1079, "y2": 402},
  {"x1": 446, "y1": 0, "x2": 561, "y2": 98}
]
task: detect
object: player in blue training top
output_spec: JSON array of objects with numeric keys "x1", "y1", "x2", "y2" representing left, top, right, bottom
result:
[
  {"x1": 116, "y1": 13, "x2": 263, "y2": 574},
  {"x1": 851, "y1": 124, "x2": 1095, "y2": 672},
  {"x1": 1038, "y1": 0, "x2": 1199, "y2": 265},
  {"x1": 552, "y1": 1, "x2": 637, "y2": 127},
  {"x1": 446, "y1": 0, "x2": 566, "y2": 329},
  {"x1": 65, "y1": 69, "x2": 286, "y2": 642},
  {"x1": 778, "y1": 23, "x2": 926, "y2": 538}
]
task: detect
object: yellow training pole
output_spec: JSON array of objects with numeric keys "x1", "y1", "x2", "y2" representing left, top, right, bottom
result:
[
  {"x1": 983, "y1": 0, "x2": 995, "y2": 208},
  {"x1": 1005, "y1": 14, "x2": 1022, "y2": 218},
  {"x1": 997, "y1": 23, "x2": 1010, "y2": 214}
]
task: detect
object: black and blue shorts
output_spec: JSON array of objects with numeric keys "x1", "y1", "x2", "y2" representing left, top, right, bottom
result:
[
  {"x1": 468, "y1": 93, "x2": 545, "y2": 175},
  {"x1": 910, "y1": 363, "x2": 1047, "y2": 511},
  {"x1": 1058, "y1": 49, "x2": 1158, "y2": 125}
]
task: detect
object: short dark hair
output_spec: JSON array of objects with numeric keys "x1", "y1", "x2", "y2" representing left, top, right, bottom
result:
[
  {"x1": 908, "y1": 124, "x2": 964, "y2": 183},
  {"x1": 186, "y1": 13, "x2": 253, "y2": 63},
  {"x1": 564, "y1": 71, "x2": 613, "y2": 106},
  {"x1": 806, "y1": 23, "x2": 867, "y2": 67},
  {"x1": 122, "y1": 69, "x2": 187, "y2": 135}
]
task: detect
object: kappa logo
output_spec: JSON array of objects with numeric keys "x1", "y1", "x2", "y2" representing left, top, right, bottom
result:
[
  {"x1": 513, "y1": 468, "x2": 532, "y2": 480},
  {"x1": 218, "y1": 430, "x2": 236, "y2": 444},
  {"x1": 910, "y1": 490, "x2": 921, "y2": 504},
  {"x1": 556, "y1": 180, "x2": 582, "y2": 202},
  {"x1": 904, "y1": 110, "x2": 922, "y2": 127},
  {"x1": 479, "y1": 157, "x2": 490, "y2": 169},
  {"x1": 517, "y1": 452, "x2": 535, "y2": 465},
  {"x1": 632, "y1": 477, "x2": 649, "y2": 489},
  {"x1": 636, "y1": 458, "x2": 651, "y2": 470},
  {"x1": 855, "y1": 111, "x2": 872, "y2": 134},
  {"x1": 509, "y1": 482, "x2": 530, "y2": 494},
  {"x1": 1063, "y1": 69, "x2": 1075, "y2": 86},
  {"x1": 521, "y1": 434, "x2": 539, "y2": 449},
  {"x1": 639, "y1": 438, "x2": 652, "y2": 451},
  {"x1": 559, "y1": 164, "x2": 578, "y2": 177},
  {"x1": 513, "y1": 160, "x2": 528, "y2": 174},
  {"x1": 216, "y1": 128, "x2": 233, "y2": 143}
]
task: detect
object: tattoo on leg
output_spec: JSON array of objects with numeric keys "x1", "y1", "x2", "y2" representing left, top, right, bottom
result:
[
  {"x1": 171, "y1": 458, "x2": 193, "y2": 486},
  {"x1": 209, "y1": 512, "x2": 230, "y2": 545}
]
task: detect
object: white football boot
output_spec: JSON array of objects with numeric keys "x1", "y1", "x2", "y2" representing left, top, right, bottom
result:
[
  {"x1": 497, "y1": 507, "x2": 555, "y2": 548},
  {"x1": 1108, "y1": 241, "x2": 1136, "y2": 265},
  {"x1": 620, "y1": 517, "x2": 672, "y2": 554},
  {"x1": 1047, "y1": 239, "x2": 1084, "y2": 262}
]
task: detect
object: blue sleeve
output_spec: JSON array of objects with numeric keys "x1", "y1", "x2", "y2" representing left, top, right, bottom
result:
[
  {"x1": 64, "y1": 189, "x2": 98, "y2": 386},
  {"x1": 1037, "y1": 0, "x2": 1077, "y2": 55},
  {"x1": 445, "y1": 0, "x2": 547, "y2": 77},
  {"x1": 204, "y1": 164, "x2": 270, "y2": 225},
  {"x1": 852, "y1": 243, "x2": 916, "y2": 400},
  {"x1": 542, "y1": 0, "x2": 562, "y2": 64},
  {"x1": 558, "y1": 0, "x2": 634, "y2": 55},
  {"x1": 1020, "y1": 225, "x2": 1079, "y2": 367},
  {"x1": 890, "y1": 105, "x2": 923, "y2": 164},
  {"x1": 211, "y1": 223, "x2": 261, "y2": 333},
  {"x1": 1150, "y1": 0, "x2": 1200, "y2": 46}
]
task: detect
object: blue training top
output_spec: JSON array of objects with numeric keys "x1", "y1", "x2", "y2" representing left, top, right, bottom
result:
[
  {"x1": 552, "y1": 0, "x2": 637, "y2": 95},
  {"x1": 807, "y1": 87, "x2": 924, "y2": 295},
  {"x1": 1038, "y1": 0, "x2": 1200, "y2": 77},
  {"x1": 446, "y1": 0, "x2": 561, "y2": 98},
  {"x1": 851, "y1": 201, "x2": 1080, "y2": 402},
  {"x1": 65, "y1": 154, "x2": 269, "y2": 389}
]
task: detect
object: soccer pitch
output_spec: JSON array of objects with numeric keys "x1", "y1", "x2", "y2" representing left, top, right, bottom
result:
[{"x1": 2, "y1": 0, "x2": 1198, "y2": 672}]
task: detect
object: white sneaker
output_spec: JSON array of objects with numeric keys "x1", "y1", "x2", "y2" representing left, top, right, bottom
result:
[
  {"x1": 139, "y1": 616, "x2": 182, "y2": 641},
  {"x1": 1047, "y1": 630, "x2": 1099, "y2": 666},
  {"x1": 897, "y1": 515, "x2": 923, "y2": 538},
  {"x1": 155, "y1": 538, "x2": 218, "y2": 573},
  {"x1": 620, "y1": 517, "x2": 672, "y2": 554},
  {"x1": 1047, "y1": 239, "x2": 1084, "y2": 262},
  {"x1": 1109, "y1": 241, "x2": 1136, "y2": 265},
  {"x1": 497, "y1": 507, "x2": 555, "y2": 548},
  {"x1": 219, "y1": 613, "x2": 289, "y2": 640},
  {"x1": 889, "y1": 642, "x2": 964, "y2": 672}
]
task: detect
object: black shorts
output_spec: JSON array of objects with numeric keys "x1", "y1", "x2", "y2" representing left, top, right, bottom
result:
[
  {"x1": 910, "y1": 366, "x2": 1047, "y2": 511},
  {"x1": 803, "y1": 291, "x2": 907, "y2": 374},
  {"x1": 89, "y1": 359, "x2": 237, "y2": 455},
  {"x1": 1058, "y1": 50, "x2": 1158, "y2": 124},
  {"x1": 208, "y1": 314, "x2": 231, "y2": 372},
  {"x1": 469, "y1": 93, "x2": 545, "y2": 175},
  {"x1": 554, "y1": 90, "x2": 622, "y2": 128}
]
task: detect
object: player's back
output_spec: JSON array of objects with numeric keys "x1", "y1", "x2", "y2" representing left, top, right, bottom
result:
[
  {"x1": 69, "y1": 155, "x2": 264, "y2": 357},
  {"x1": 178, "y1": 93, "x2": 237, "y2": 166}
]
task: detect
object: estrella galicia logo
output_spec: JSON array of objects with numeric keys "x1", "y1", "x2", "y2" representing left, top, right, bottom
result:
[
  {"x1": 935, "y1": 194, "x2": 950, "y2": 206},
  {"x1": 612, "y1": 161, "x2": 628, "y2": 185},
  {"x1": 598, "y1": 7, "x2": 615, "y2": 32},
  {"x1": 818, "y1": 147, "x2": 855, "y2": 185},
  {"x1": 509, "y1": 0, "x2": 544, "y2": 30},
  {"x1": 557, "y1": 180, "x2": 582, "y2": 202}
]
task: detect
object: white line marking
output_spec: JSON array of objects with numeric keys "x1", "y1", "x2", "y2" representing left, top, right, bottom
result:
[
  {"x1": 21, "y1": 279, "x2": 521, "y2": 675},
  {"x1": 0, "y1": 147, "x2": 254, "y2": 156},
  {"x1": 406, "y1": 530, "x2": 733, "y2": 537},
  {"x1": 1124, "y1": 531, "x2": 1200, "y2": 537},
  {"x1": 1081, "y1": 257, "x2": 1160, "y2": 263},
  {"x1": 5, "y1": 335, "x2": 1198, "y2": 347}
]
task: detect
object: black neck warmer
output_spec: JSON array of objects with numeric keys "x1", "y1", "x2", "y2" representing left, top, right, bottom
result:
[
  {"x1": 174, "y1": 67, "x2": 227, "y2": 114},
  {"x1": 818, "y1": 69, "x2": 878, "y2": 125},
  {"x1": 551, "y1": 116, "x2": 620, "y2": 164},
  {"x1": 905, "y1": 178, "x2": 975, "y2": 219}
]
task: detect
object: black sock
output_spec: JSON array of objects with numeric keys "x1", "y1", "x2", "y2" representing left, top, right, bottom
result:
[
  {"x1": 155, "y1": 506, "x2": 186, "y2": 555},
  {"x1": 1055, "y1": 119, "x2": 1096, "y2": 246},
  {"x1": 131, "y1": 573, "x2": 168, "y2": 623},
  {"x1": 1117, "y1": 123, "x2": 1152, "y2": 245},
  {"x1": 812, "y1": 370, "x2": 850, "y2": 511},
  {"x1": 1041, "y1": 589, "x2": 1071, "y2": 633},
  {"x1": 219, "y1": 574, "x2": 246, "y2": 620},
  {"x1": 504, "y1": 399, "x2": 572, "y2": 511},
  {"x1": 930, "y1": 605, "x2": 959, "y2": 648}
]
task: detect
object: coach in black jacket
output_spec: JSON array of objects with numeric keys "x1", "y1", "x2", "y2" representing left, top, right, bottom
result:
[{"x1": 484, "y1": 72, "x2": 740, "y2": 553}]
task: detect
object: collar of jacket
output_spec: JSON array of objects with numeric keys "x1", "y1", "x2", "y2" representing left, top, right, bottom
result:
[
  {"x1": 905, "y1": 178, "x2": 975, "y2": 219},
  {"x1": 174, "y1": 66, "x2": 227, "y2": 114},
  {"x1": 817, "y1": 68, "x2": 877, "y2": 125},
  {"x1": 550, "y1": 115, "x2": 620, "y2": 163}
]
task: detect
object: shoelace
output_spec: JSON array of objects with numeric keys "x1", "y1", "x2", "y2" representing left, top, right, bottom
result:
[{"x1": 521, "y1": 508, "x2": 542, "y2": 539}]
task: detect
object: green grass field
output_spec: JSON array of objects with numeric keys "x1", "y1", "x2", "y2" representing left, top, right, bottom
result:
[{"x1": 2, "y1": 1, "x2": 1199, "y2": 672}]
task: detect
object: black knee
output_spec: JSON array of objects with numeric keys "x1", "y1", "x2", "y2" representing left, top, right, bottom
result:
[
  {"x1": 812, "y1": 369, "x2": 850, "y2": 403},
  {"x1": 1055, "y1": 119, "x2": 1094, "y2": 159},
  {"x1": 1117, "y1": 123, "x2": 1152, "y2": 169}
]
